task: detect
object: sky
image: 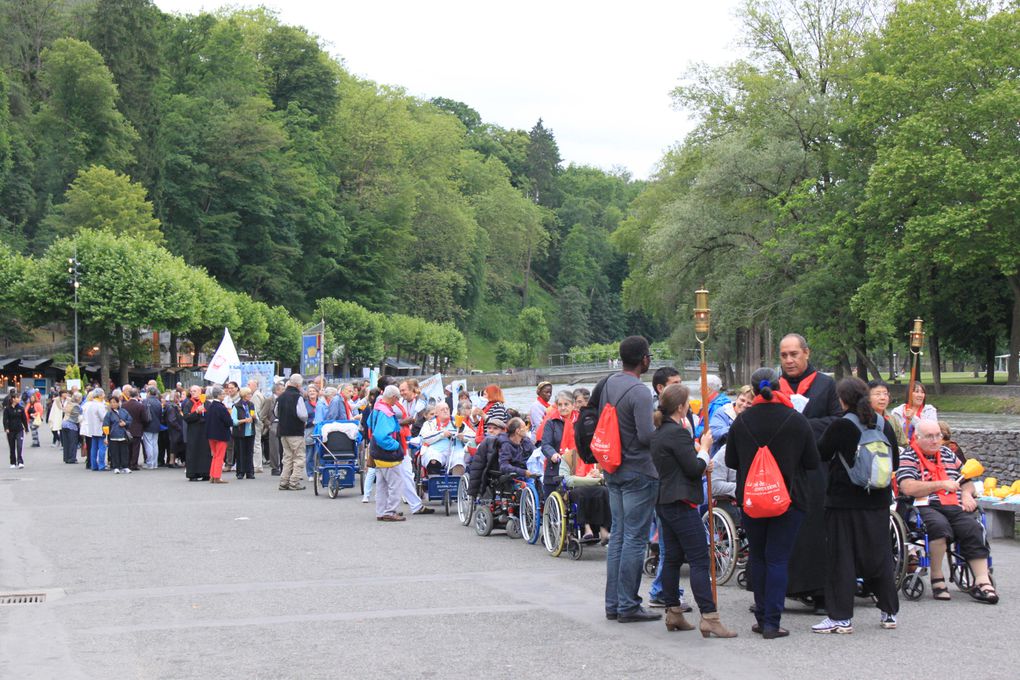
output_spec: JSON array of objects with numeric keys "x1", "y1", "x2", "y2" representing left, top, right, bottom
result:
[{"x1": 154, "y1": 0, "x2": 747, "y2": 180}]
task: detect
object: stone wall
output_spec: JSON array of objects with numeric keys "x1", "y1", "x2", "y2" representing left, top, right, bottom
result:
[{"x1": 954, "y1": 429, "x2": 1020, "y2": 481}]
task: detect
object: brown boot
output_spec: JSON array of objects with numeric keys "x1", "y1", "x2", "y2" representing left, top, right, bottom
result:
[
  {"x1": 665, "y1": 606, "x2": 694, "y2": 631},
  {"x1": 699, "y1": 612, "x2": 737, "y2": 638}
]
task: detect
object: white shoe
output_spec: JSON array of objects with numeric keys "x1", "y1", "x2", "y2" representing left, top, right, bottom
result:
[
  {"x1": 9, "y1": 464, "x2": 16, "y2": 469},
  {"x1": 17, "y1": 463, "x2": 23, "y2": 469},
  {"x1": 124, "y1": 468, "x2": 132, "y2": 474},
  {"x1": 362, "y1": 497, "x2": 371, "y2": 503},
  {"x1": 812, "y1": 617, "x2": 853, "y2": 634},
  {"x1": 114, "y1": 468, "x2": 121, "y2": 474}
]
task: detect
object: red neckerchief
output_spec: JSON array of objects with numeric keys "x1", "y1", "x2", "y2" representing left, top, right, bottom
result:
[
  {"x1": 911, "y1": 440, "x2": 959, "y2": 506},
  {"x1": 779, "y1": 369, "x2": 817, "y2": 396},
  {"x1": 560, "y1": 410, "x2": 577, "y2": 457},
  {"x1": 377, "y1": 400, "x2": 408, "y2": 451},
  {"x1": 343, "y1": 398, "x2": 352, "y2": 420},
  {"x1": 751, "y1": 391, "x2": 795, "y2": 409},
  {"x1": 902, "y1": 397, "x2": 926, "y2": 428},
  {"x1": 537, "y1": 395, "x2": 550, "y2": 409},
  {"x1": 535, "y1": 404, "x2": 559, "y2": 440},
  {"x1": 475, "y1": 401, "x2": 498, "y2": 444},
  {"x1": 394, "y1": 401, "x2": 411, "y2": 440}
]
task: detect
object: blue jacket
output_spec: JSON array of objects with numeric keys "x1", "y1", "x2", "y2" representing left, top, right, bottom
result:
[
  {"x1": 368, "y1": 401, "x2": 404, "y2": 465},
  {"x1": 695, "y1": 392, "x2": 731, "y2": 439},
  {"x1": 103, "y1": 408, "x2": 133, "y2": 440},
  {"x1": 497, "y1": 433, "x2": 533, "y2": 476},
  {"x1": 205, "y1": 400, "x2": 234, "y2": 442}
]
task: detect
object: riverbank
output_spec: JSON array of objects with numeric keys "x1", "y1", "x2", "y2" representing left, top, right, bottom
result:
[{"x1": 926, "y1": 394, "x2": 1020, "y2": 415}]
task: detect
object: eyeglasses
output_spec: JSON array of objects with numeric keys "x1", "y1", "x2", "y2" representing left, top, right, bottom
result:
[{"x1": 917, "y1": 433, "x2": 941, "y2": 441}]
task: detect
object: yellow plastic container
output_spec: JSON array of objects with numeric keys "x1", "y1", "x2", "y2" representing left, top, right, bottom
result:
[{"x1": 985, "y1": 477, "x2": 998, "y2": 491}]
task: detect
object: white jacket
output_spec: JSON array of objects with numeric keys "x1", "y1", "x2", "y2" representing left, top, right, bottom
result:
[{"x1": 80, "y1": 400, "x2": 108, "y2": 437}]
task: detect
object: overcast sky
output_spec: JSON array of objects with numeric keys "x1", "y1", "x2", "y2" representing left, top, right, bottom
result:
[{"x1": 154, "y1": 0, "x2": 746, "y2": 179}]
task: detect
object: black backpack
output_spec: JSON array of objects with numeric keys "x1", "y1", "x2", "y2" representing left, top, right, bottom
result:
[{"x1": 574, "y1": 375, "x2": 611, "y2": 465}]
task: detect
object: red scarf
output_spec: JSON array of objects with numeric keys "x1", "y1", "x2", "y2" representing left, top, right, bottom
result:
[
  {"x1": 751, "y1": 391, "x2": 795, "y2": 409},
  {"x1": 911, "y1": 440, "x2": 959, "y2": 506},
  {"x1": 534, "y1": 404, "x2": 559, "y2": 440},
  {"x1": 537, "y1": 395, "x2": 550, "y2": 409},
  {"x1": 778, "y1": 370, "x2": 817, "y2": 396},
  {"x1": 475, "y1": 401, "x2": 497, "y2": 444},
  {"x1": 395, "y1": 401, "x2": 411, "y2": 440}
]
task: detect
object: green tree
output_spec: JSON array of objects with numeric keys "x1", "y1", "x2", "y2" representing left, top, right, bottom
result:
[
  {"x1": 32, "y1": 38, "x2": 138, "y2": 231},
  {"x1": 553, "y1": 285, "x2": 591, "y2": 351},
  {"x1": 495, "y1": 339, "x2": 525, "y2": 369},
  {"x1": 516, "y1": 306, "x2": 550, "y2": 366},
  {"x1": 430, "y1": 97, "x2": 481, "y2": 131},
  {"x1": 46, "y1": 165, "x2": 162, "y2": 243},
  {"x1": 317, "y1": 297, "x2": 385, "y2": 374},
  {"x1": 263, "y1": 304, "x2": 302, "y2": 368}
]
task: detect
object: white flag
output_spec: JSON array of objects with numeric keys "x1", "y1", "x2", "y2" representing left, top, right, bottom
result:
[
  {"x1": 419, "y1": 373, "x2": 445, "y2": 405},
  {"x1": 205, "y1": 328, "x2": 241, "y2": 385}
]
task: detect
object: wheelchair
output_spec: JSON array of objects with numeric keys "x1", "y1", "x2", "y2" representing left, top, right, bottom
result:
[
  {"x1": 541, "y1": 478, "x2": 608, "y2": 560},
  {"x1": 412, "y1": 446, "x2": 463, "y2": 517},
  {"x1": 895, "y1": 498, "x2": 995, "y2": 601},
  {"x1": 310, "y1": 420, "x2": 363, "y2": 498},
  {"x1": 702, "y1": 498, "x2": 749, "y2": 587},
  {"x1": 474, "y1": 467, "x2": 541, "y2": 542}
]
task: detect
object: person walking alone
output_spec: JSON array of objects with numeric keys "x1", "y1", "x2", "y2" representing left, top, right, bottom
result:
[{"x1": 3, "y1": 393, "x2": 28, "y2": 468}]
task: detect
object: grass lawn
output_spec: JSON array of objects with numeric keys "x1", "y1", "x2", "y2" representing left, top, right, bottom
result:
[{"x1": 464, "y1": 333, "x2": 499, "y2": 372}]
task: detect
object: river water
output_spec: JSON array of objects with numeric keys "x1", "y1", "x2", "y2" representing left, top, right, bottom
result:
[{"x1": 499, "y1": 382, "x2": 1020, "y2": 431}]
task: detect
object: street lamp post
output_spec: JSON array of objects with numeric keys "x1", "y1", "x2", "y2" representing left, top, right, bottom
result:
[{"x1": 67, "y1": 249, "x2": 80, "y2": 366}]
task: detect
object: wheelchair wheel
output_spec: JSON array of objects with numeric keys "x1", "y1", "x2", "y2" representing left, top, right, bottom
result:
[
  {"x1": 902, "y1": 572, "x2": 925, "y2": 601},
  {"x1": 889, "y1": 509, "x2": 909, "y2": 590},
  {"x1": 313, "y1": 470, "x2": 320, "y2": 496},
  {"x1": 567, "y1": 538, "x2": 583, "y2": 561},
  {"x1": 736, "y1": 568, "x2": 748, "y2": 589},
  {"x1": 703, "y1": 507, "x2": 738, "y2": 586},
  {"x1": 443, "y1": 490, "x2": 451, "y2": 516},
  {"x1": 327, "y1": 473, "x2": 341, "y2": 499},
  {"x1": 507, "y1": 517, "x2": 522, "y2": 540},
  {"x1": 457, "y1": 477, "x2": 473, "y2": 526},
  {"x1": 359, "y1": 469, "x2": 364, "y2": 495},
  {"x1": 520, "y1": 484, "x2": 541, "y2": 545},
  {"x1": 953, "y1": 560, "x2": 994, "y2": 594},
  {"x1": 542, "y1": 492, "x2": 567, "y2": 557},
  {"x1": 643, "y1": 547, "x2": 658, "y2": 577},
  {"x1": 474, "y1": 506, "x2": 494, "y2": 537}
]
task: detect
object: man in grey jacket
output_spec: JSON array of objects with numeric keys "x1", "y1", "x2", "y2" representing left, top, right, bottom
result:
[{"x1": 603, "y1": 336, "x2": 661, "y2": 623}]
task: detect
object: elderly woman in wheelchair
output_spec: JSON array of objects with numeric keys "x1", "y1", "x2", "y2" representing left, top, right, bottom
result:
[{"x1": 896, "y1": 419, "x2": 997, "y2": 604}]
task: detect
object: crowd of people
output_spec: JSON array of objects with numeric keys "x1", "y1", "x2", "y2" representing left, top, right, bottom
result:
[{"x1": 3, "y1": 332, "x2": 1000, "y2": 640}]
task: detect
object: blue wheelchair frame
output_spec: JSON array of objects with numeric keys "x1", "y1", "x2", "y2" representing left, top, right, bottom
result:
[
  {"x1": 899, "y1": 500, "x2": 994, "y2": 600},
  {"x1": 411, "y1": 440, "x2": 464, "y2": 516},
  {"x1": 311, "y1": 420, "x2": 362, "y2": 498}
]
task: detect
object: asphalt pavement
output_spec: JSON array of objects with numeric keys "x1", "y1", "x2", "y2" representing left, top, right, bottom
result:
[{"x1": 0, "y1": 445, "x2": 1017, "y2": 679}]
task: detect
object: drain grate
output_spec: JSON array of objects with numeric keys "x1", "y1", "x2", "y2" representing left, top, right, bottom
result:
[{"x1": 0, "y1": 592, "x2": 47, "y2": 605}]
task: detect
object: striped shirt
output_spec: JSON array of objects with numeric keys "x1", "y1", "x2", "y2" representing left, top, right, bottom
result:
[{"x1": 896, "y1": 445, "x2": 963, "y2": 505}]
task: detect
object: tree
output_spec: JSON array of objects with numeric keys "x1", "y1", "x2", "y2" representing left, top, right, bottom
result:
[
  {"x1": 553, "y1": 285, "x2": 591, "y2": 351},
  {"x1": 46, "y1": 165, "x2": 162, "y2": 243},
  {"x1": 521, "y1": 119, "x2": 561, "y2": 306},
  {"x1": 32, "y1": 38, "x2": 138, "y2": 228},
  {"x1": 317, "y1": 297, "x2": 385, "y2": 374},
  {"x1": 495, "y1": 340, "x2": 525, "y2": 369},
  {"x1": 430, "y1": 97, "x2": 481, "y2": 131},
  {"x1": 87, "y1": 0, "x2": 164, "y2": 185},
  {"x1": 516, "y1": 306, "x2": 550, "y2": 367},
  {"x1": 263, "y1": 304, "x2": 302, "y2": 368},
  {"x1": 853, "y1": 0, "x2": 1020, "y2": 383}
]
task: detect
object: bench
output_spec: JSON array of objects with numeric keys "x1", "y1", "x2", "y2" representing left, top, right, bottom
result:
[{"x1": 977, "y1": 498, "x2": 1017, "y2": 539}]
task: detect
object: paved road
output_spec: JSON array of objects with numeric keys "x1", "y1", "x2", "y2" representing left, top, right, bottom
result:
[{"x1": 1, "y1": 447, "x2": 1017, "y2": 679}]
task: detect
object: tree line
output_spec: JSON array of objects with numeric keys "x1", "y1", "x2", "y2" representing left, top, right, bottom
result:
[
  {"x1": 0, "y1": 0, "x2": 657, "y2": 371},
  {"x1": 615, "y1": 0, "x2": 1019, "y2": 388}
]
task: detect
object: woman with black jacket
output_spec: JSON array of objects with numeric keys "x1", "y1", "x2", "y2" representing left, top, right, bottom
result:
[
  {"x1": 726, "y1": 367, "x2": 819, "y2": 639},
  {"x1": 813, "y1": 377, "x2": 899, "y2": 634},
  {"x1": 651, "y1": 383, "x2": 736, "y2": 639}
]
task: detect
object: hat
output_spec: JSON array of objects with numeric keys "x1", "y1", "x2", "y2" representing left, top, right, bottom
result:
[
  {"x1": 485, "y1": 417, "x2": 508, "y2": 430},
  {"x1": 537, "y1": 381, "x2": 552, "y2": 392}
]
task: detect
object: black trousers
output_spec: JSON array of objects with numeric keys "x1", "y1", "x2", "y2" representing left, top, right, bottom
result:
[
  {"x1": 7, "y1": 430, "x2": 24, "y2": 465},
  {"x1": 157, "y1": 430, "x2": 170, "y2": 466},
  {"x1": 128, "y1": 437, "x2": 141, "y2": 468},
  {"x1": 824, "y1": 507, "x2": 899, "y2": 620},
  {"x1": 234, "y1": 436, "x2": 254, "y2": 477},
  {"x1": 61, "y1": 428, "x2": 79, "y2": 463},
  {"x1": 109, "y1": 439, "x2": 130, "y2": 470}
]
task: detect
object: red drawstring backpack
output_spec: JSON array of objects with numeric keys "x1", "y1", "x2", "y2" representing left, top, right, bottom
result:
[{"x1": 741, "y1": 413, "x2": 794, "y2": 519}]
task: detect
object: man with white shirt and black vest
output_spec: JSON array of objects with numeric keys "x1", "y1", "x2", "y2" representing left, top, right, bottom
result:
[{"x1": 275, "y1": 375, "x2": 308, "y2": 490}]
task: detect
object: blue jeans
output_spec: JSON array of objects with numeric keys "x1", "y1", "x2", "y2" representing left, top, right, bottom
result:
[
  {"x1": 89, "y1": 436, "x2": 107, "y2": 471},
  {"x1": 605, "y1": 468, "x2": 659, "y2": 615},
  {"x1": 363, "y1": 467, "x2": 376, "y2": 499},
  {"x1": 648, "y1": 517, "x2": 685, "y2": 600},
  {"x1": 742, "y1": 508, "x2": 804, "y2": 631},
  {"x1": 657, "y1": 502, "x2": 714, "y2": 613}
]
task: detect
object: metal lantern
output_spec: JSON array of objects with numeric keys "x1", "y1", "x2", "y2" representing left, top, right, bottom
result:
[
  {"x1": 909, "y1": 318, "x2": 924, "y2": 353},
  {"x1": 694, "y1": 288, "x2": 711, "y2": 336}
]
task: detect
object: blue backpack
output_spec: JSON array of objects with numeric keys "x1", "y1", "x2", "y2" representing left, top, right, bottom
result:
[{"x1": 840, "y1": 413, "x2": 893, "y2": 492}]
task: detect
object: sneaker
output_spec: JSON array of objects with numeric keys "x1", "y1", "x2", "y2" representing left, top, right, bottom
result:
[
  {"x1": 123, "y1": 468, "x2": 132, "y2": 474},
  {"x1": 880, "y1": 612, "x2": 897, "y2": 629},
  {"x1": 648, "y1": 597, "x2": 666, "y2": 608},
  {"x1": 17, "y1": 463, "x2": 23, "y2": 469},
  {"x1": 114, "y1": 468, "x2": 121, "y2": 474},
  {"x1": 812, "y1": 617, "x2": 853, "y2": 634},
  {"x1": 8, "y1": 464, "x2": 14, "y2": 469},
  {"x1": 361, "y1": 497, "x2": 371, "y2": 503},
  {"x1": 289, "y1": 484, "x2": 306, "y2": 491}
]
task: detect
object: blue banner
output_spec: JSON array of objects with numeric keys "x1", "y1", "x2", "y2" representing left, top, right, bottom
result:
[
  {"x1": 301, "y1": 334, "x2": 321, "y2": 377},
  {"x1": 240, "y1": 362, "x2": 276, "y2": 396}
]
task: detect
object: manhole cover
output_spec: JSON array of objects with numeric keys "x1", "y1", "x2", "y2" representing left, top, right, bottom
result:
[{"x1": 0, "y1": 592, "x2": 47, "y2": 605}]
